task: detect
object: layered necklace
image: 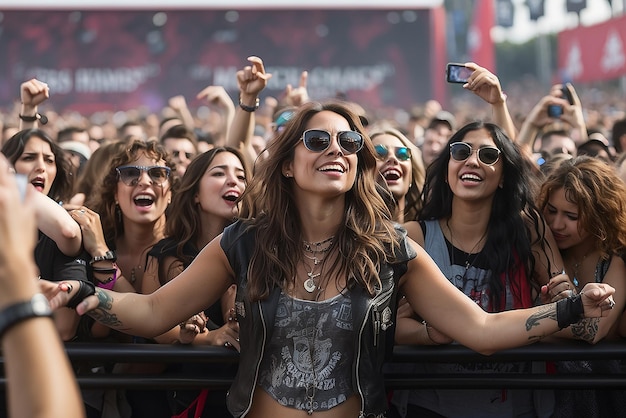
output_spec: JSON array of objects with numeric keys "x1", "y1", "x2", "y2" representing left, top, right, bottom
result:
[{"x1": 302, "y1": 236, "x2": 334, "y2": 294}]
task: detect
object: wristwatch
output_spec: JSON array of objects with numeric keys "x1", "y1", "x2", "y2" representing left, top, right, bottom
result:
[
  {"x1": 0, "y1": 293, "x2": 53, "y2": 339},
  {"x1": 90, "y1": 250, "x2": 117, "y2": 265}
]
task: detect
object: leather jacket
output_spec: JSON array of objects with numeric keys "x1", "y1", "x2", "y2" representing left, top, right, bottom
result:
[{"x1": 220, "y1": 221, "x2": 416, "y2": 418}]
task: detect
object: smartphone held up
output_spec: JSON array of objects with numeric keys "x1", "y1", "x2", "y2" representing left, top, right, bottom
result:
[
  {"x1": 446, "y1": 63, "x2": 473, "y2": 84},
  {"x1": 547, "y1": 83, "x2": 575, "y2": 118}
]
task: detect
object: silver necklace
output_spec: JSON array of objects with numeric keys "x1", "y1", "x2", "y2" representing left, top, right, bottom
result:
[
  {"x1": 302, "y1": 237, "x2": 333, "y2": 293},
  {"x1": 303, "y1": 259, "x2": 322, "y2": 293}
]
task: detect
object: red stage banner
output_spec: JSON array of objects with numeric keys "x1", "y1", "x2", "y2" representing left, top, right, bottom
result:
[
  {"x1": 0, "y1": 9, "x2": 440, "y2": 114},
  {"x1": 557, "y1": 14, "x2": 626, "y2": 83},
  {"x1": 468, "y1": 0, "x2": 495, "y2": 73}
]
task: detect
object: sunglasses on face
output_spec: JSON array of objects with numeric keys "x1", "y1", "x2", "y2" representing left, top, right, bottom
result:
[
  {"x1": 449, "y1": 142, "x2": 501, "y2": 166},
  {"x1": 172, "y1": 150, "x2": 195, "y2": 160},
  {"x1": 116, "y1": 165, "x2": 171, "y2": 186},
  {"x1": 374, "y1": 144, "x2": 412, "y2": 161},
  {"x1": 301, "y1": 129, "x2": 364, "y2": 155}
]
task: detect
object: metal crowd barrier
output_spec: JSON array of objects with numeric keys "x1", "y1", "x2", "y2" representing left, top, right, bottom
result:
[{"x1": 1, "y1": 340, "x2": 625, "y2": 390}]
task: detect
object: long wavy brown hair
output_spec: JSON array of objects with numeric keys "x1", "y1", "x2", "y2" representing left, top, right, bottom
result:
[
  {"x1": 86, "y1": 139, "x2": 177, "y2": 247},
  {"x1": 165, "y1": 146, "x2": 249, "y2": 265},
  {"x1": 239, "y1": 101, "x2": 400, "y2": 301},
  {"x1": 537, "y1": 156, "x2": 626, "y2": 260}
]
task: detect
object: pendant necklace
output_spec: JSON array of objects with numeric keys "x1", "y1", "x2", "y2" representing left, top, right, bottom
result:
[
  {"x1": 446, "y1": 220, "x2": 487, "y2": 275},
  {"x1": 302, "y1": 236, "x2": 333, "y2": 294},
  {"x1": 570, "y1": 254, "x2": 588, "y2": 288}
]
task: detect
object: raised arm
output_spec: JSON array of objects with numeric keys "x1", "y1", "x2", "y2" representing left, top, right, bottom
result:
[
  {"x1": 0, "y1": 154, "x2": 84, "y2": 418},
  {"x1": 196, "y1": 85, "x2": 236, "y2": 147},
  {"x1": 225, "y1": 56, "x2": 272, "y2": 169},
  {"x1": 400, "y1": 239, "x2": 615, "y2": 355},
  {"x1": 553, "y1": 82, "x2": 588, "y2": 146},
  {"x1": 167, "y1": 95, "x2": 196, "y2": 130},
  {"x1": 462, "y1": 62, "x2": 516, "y2": 141},
  {"x1": 18, "y1": 78, "x2": 50, "y2": 130}
]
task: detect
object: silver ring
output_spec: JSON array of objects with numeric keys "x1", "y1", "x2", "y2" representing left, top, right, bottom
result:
[
  {"x1": 224, "y1": 341, "x2": 232, "y2": 348},
  {"x1": 609, "y1": 298, "x2": 616, "y2": 309}
]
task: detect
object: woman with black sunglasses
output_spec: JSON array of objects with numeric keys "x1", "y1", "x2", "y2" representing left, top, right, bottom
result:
[
  {"x1": 44, "y1": 102, "x2": 615, "y2": 418},
  {"x1": 392, "y1": 121, "x2": 572, "y2": 418}
]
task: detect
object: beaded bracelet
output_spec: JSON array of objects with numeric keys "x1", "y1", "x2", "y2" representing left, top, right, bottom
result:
[{"x1": 239, "y1": 97, "x2": 259, "y2": 112}]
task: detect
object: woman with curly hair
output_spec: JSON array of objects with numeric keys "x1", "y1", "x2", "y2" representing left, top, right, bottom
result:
[
  {"x1": 70, "y1": 139, "x2": 177, "y2": 293},
  {"x1": 536, "y1": 156, "x2": 626, "y2": 417},
  {"x1": 47, "y1": 102, "x2": 614, "y2": 418},
  {"x1": 65, "y1": 138, "x2": 177, "y2": 417}
]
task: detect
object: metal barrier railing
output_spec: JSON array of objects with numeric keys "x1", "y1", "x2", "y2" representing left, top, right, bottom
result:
[{"x1": 1, "y1": 340, "x2": 624, "y2": 390}]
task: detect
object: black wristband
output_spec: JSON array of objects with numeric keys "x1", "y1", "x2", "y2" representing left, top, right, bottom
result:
[
  {"x1": 67, "y1": 280, "x2": 97, "y2": 309},
  {"x1": 239, "y1": 97, "x2": 259, "y2": 112},
  {"x1": 0, "y1": 294, "x2": 52, "y2": 339},
  {"x1": 556, "y1": 293, "x2": 584, "y2": 329},
  {"x1": 90, "y1": 250, "x2": 117, "y2": 265},
  {"x1": 91, "y1": 267, "x2": 117, "y2": 275},
  {"x1": 18, "y1": 113, "x2": 48, "y2": 125}
]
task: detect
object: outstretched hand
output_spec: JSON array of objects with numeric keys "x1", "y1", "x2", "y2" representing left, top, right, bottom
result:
[
  {"x1": 39, "y1": 279, "x2": 100, "y2": 315},
  {"x1": 196, "y1": 85, "x2": 235, "y2": 111}
]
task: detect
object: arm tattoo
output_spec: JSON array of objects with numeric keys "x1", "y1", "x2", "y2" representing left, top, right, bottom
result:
[
  {"x1": 524, "y1": 305, "x2": 558, "y2": 342},
  {"x1": 88, "y1": 290, "x2": 124, "y2": 329},
  {"x1": 570, "y1": 318, "x2": 599, "y2": 343},
  {"x1": 525, "y1": 305, "x2": 557, "y2": 331}
]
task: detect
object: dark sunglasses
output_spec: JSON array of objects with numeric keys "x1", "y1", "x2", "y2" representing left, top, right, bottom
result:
[
  {"x1": 374, "y1": 144, "x2": 411, "y2": 161},
  {"x1": 449, "y1": 142, "x2": 501, "y2": 166},
  {"x1": 172, "y1": 150, "x2": 195, "y2": 160},
  {"x1": 302, "y1": 129, "x2": 364, "y2": 155},
  {"x1": 116, "y1": 165, "x2": 171, "y2": 186}
]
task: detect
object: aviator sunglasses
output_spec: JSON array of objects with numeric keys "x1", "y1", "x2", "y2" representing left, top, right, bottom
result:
[
  {"x1": 302, "y1": 129, "x2": 364, "y2": 155},
  {"x1": 449, "y1": 142, "x2": 501, "y2": 166},
  {"x1": 374, "y1": 144, "x2": 412, "y2": 161},
  {"x1": 116, "y1": 165, "x2": 171, "y2": 186}
]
